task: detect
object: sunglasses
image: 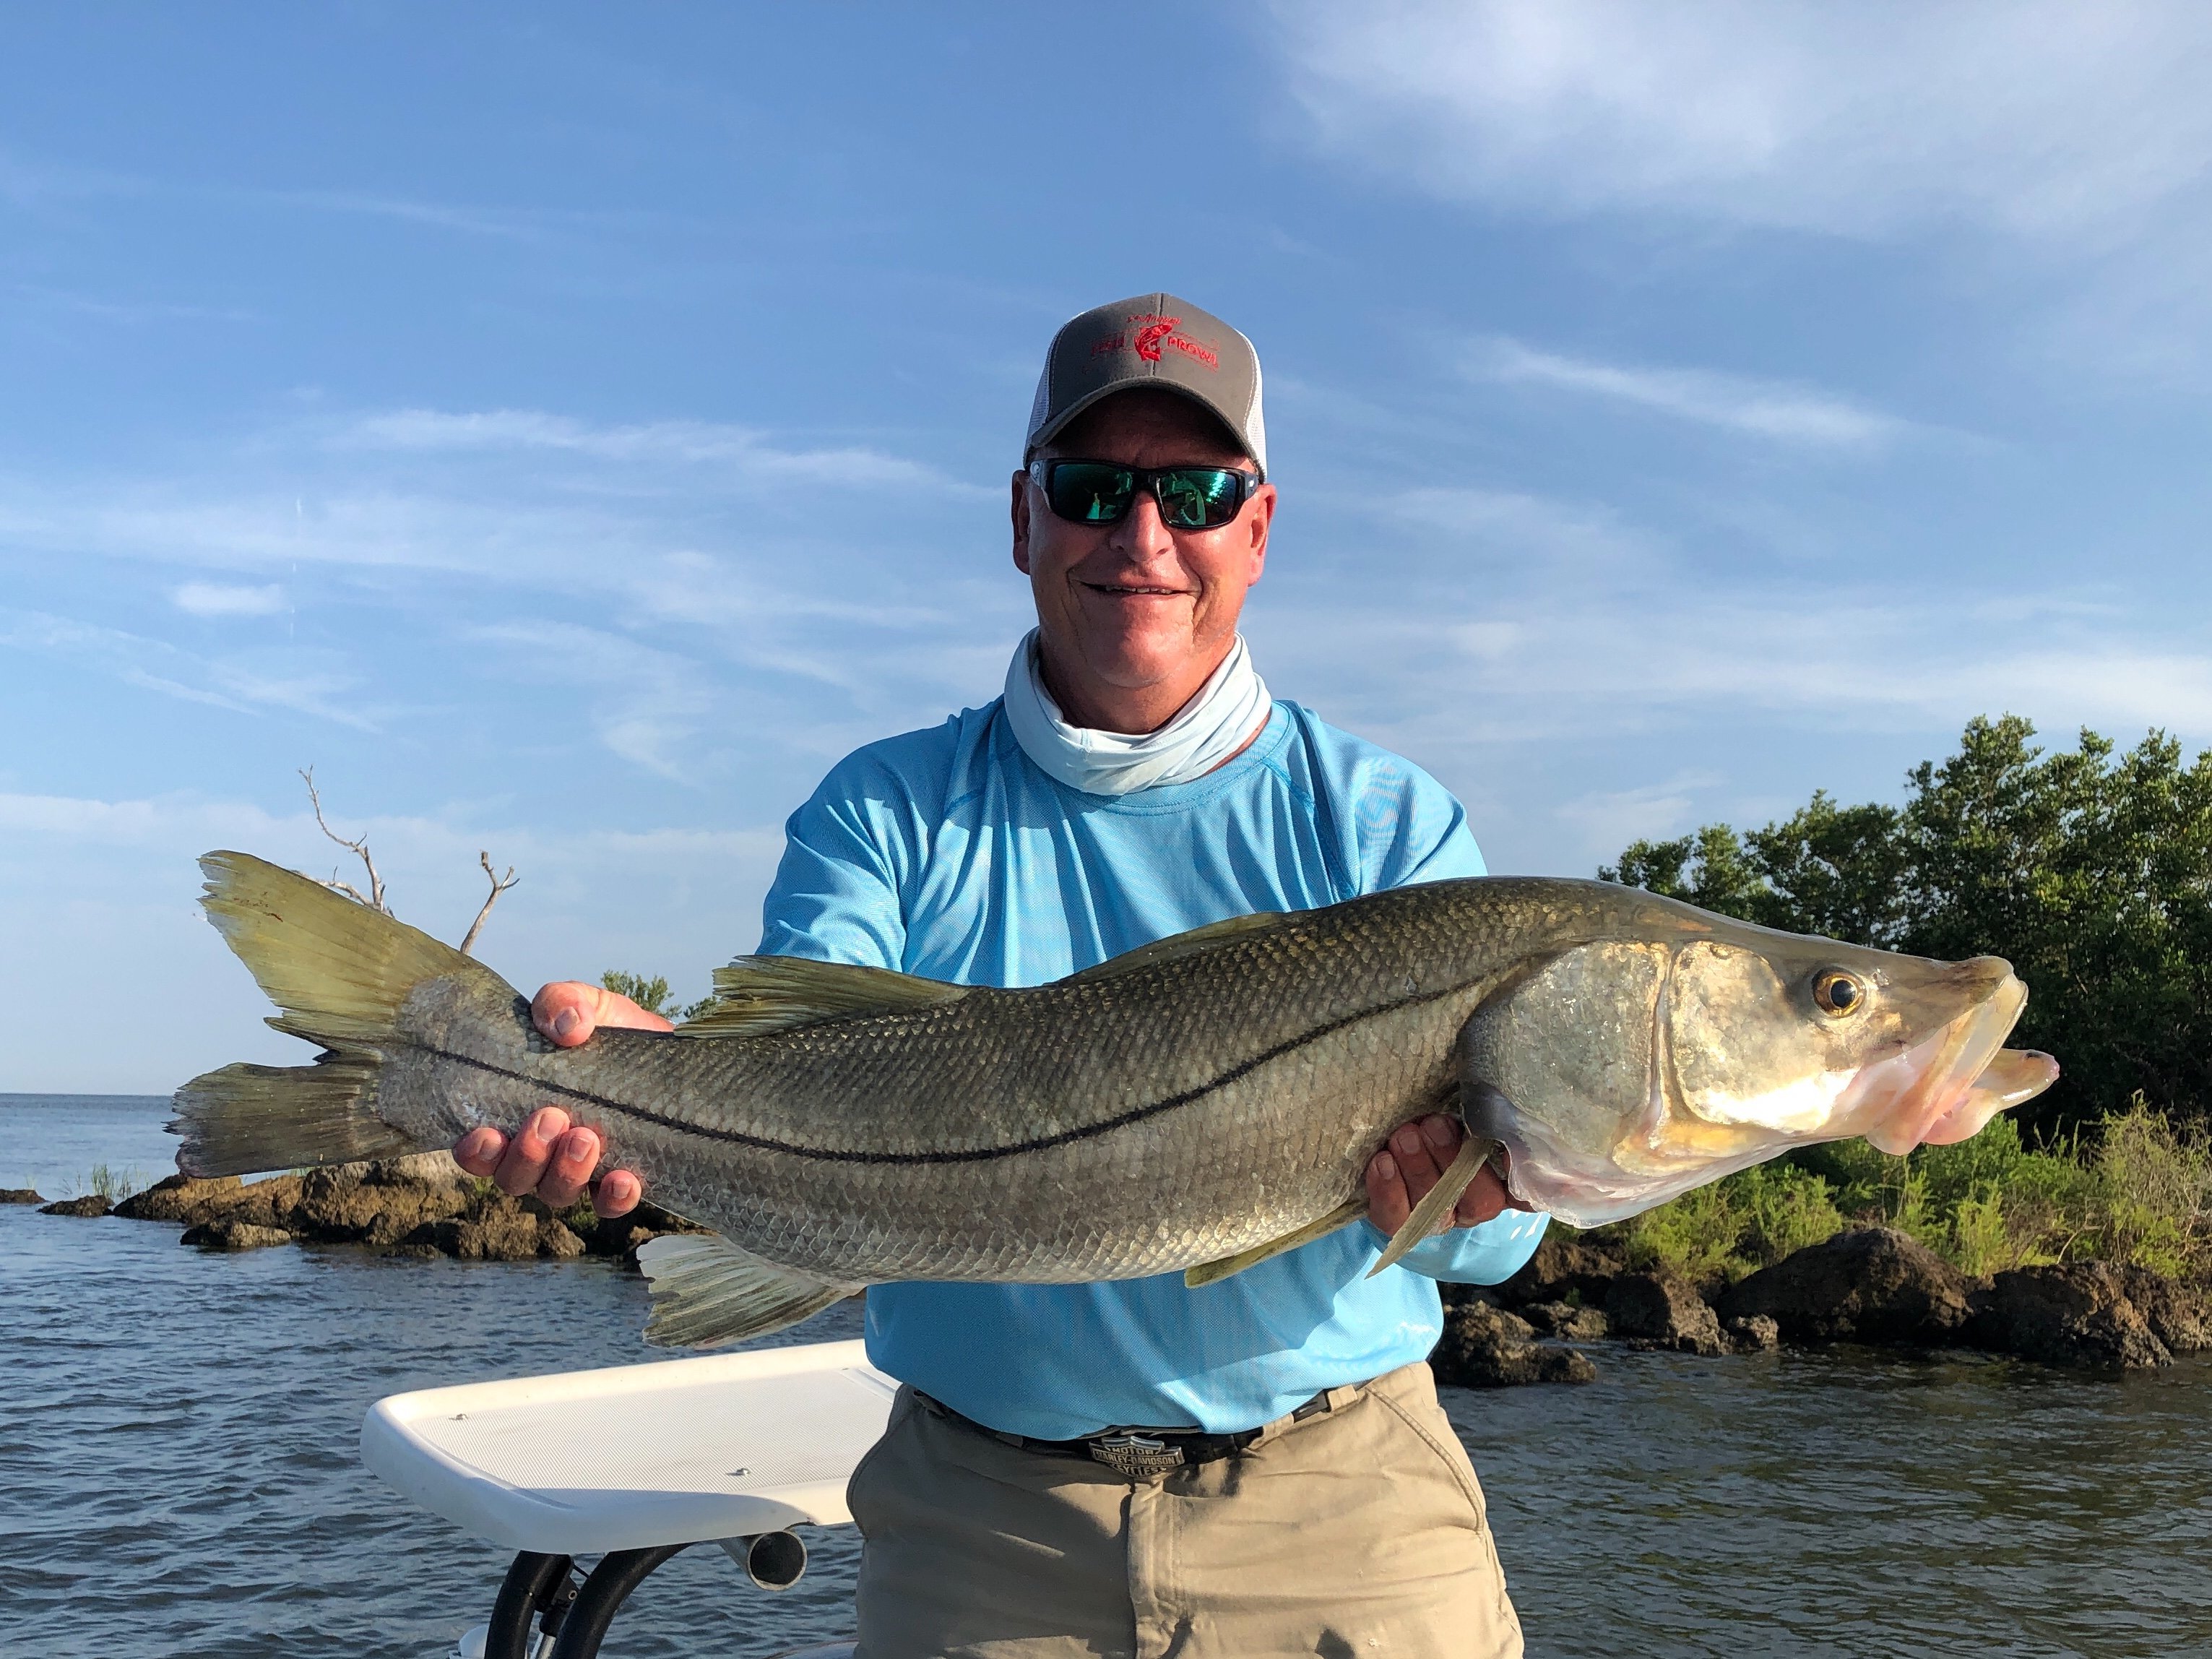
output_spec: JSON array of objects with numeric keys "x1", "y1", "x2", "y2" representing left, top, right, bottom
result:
[{"x1": 1028, "y1": 457, "x2": 1263, "y2": 532}]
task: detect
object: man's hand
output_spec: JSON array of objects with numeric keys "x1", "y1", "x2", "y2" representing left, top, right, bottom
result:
[
  {"x1": 1365, "y1": 1113, "x2": 1521, "y2": 1239},
  {"x1": 450, "y1": 981, "x2": 666, "y2": 1220}
]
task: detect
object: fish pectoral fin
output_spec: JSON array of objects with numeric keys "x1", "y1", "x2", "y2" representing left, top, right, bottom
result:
[
  {"x1": 678, "y1": 957, "x2": 969, "y2": 1038},
  {"x1": 1365, "y1": 1132, "x2": 1495, "y2": 1278},
  {"x1": 634, "y1": 1233, "x2": 863, "y2": 1348},
  {"x1": 1185, "y1": 1197, "x2": 1367, "y2": 1288},
  {"x1": 1063, "y1": 910, "x2": 1288, "y2": 983}
]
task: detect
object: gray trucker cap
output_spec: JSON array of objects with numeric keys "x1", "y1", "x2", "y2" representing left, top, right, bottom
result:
[{"x1": 1024, "y1": 292, "x2": 1266, "y2": 477}]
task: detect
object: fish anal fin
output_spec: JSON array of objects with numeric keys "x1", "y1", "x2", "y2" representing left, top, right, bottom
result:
[
  {"x1": 1366, "y1": 1132, "x2": 1495, "y2": 1277},
  {"x1": 635, "y1": 1233, "x2": 863, "y2": 1347},
  {"x1": 678, "y1": 957, "x2": 969, "y2": 1039},
  {"x1": 1185, "y1": 1197, "x2": 1365, "y2": 1288},
  {"x1": 1066, "y1": 910, "x2": 1289, "y2": 984}
]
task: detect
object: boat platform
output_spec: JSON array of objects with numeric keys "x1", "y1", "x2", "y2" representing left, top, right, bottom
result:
[{"x1": 363, "y1": 1339, "x2": 892, "y2": 1658}]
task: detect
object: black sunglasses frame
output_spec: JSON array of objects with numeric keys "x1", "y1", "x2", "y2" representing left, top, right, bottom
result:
[{"x1": 1027, "y1": 457, "x2": 1265, "y2": 530}]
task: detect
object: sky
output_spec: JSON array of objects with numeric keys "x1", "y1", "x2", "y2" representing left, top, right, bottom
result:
[{"x1": 5, "y1": 1, "x2": 2211, "y2": 1093}]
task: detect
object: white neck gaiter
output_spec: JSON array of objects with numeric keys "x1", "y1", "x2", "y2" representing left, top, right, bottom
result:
[{"x1": 1001, "y1": 628, "x2": 1273, "y2": 796}]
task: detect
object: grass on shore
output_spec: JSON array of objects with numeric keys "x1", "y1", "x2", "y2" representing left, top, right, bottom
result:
[{"x1": 1605, "y1": 1101, "x2": 2212, "y2": 1288}]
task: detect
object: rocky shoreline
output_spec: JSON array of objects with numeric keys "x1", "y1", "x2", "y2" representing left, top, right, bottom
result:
[
  {"x1": 17, "y1": 1165, "x2": 2204, "y2": 1380},
  {"x1": 10, "y1": 1153, "x2": 704, "y2": 1264},
  {"x1": 1433, "y1": 1227, "x2": 2210, "y2": 1387}
]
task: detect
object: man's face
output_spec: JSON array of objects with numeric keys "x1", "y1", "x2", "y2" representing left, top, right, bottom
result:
[{"x1": 1011, "y1": 389, "x2": 1275, "y2": 724}]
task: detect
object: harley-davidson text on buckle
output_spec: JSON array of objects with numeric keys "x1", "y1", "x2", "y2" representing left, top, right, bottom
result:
[{"x1": 1087, "y1": 1433, "x2": 1185, "y2": 1478}]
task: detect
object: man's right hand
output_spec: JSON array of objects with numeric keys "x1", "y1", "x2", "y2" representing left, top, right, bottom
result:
[{"x1": 451, "y1": 981, "x2": 668, "y2": 1219}]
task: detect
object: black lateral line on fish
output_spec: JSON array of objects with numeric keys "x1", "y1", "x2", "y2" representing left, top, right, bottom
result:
[{"x1": 420, "y1": 977, "x2": 1478, "y2": 1165}]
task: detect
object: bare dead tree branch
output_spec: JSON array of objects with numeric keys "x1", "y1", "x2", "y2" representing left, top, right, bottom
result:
[
  {"x1": 300, "y1": 766, "x2": 390, "y2": 913},
  {"x1": 459, "y1": 850, "x2": 519, "y2": 956}
]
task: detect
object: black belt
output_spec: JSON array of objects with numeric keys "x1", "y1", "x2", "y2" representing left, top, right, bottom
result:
[{"x1": 917, "y1": 1388, "x2": 1347, "y2": 1479}]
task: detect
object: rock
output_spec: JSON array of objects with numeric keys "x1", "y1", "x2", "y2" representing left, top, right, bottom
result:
[
  {"x1": 1715, "y1": 1228, "x2": 1972, "y2": 1345},
  {"x1": 1, "y1": 1188, "x2": 45, "y2": 1205},
  {"x1": 540, "y1": 1218, "x2": 587, "y2": 1260},
  {"x1": 2108, "y1": 1267, "x2": 2208, "y2": 1354},
  {"x1": 1604, "y1": 1272, "x2": 1726, "y2": 1356},
  {"x1": 1495, "y1": 1233, "x2": 1626, "y2": 1308},
  {"x1": 39, "y1": 1194, "x2": 112, "y2": 1218},
  {"x1": 1969, "y1": 1265, "x2": 2174, "y2": 1370},
  {"x1": 1432, "y1": 1301, "x2": 1599, "y2": 1388},
  {"x1": 181, "y1": 1218, "x2": 295, "y2": 1251},
  {"x1": 288, "y1": 1162, "x2": 472, "y2": 1245},
  {"x1": 1724, "y1": 1314, "x2": 1781, "y2": 1353},
  {"x1": 1521, "y1": 1300, "x2": 1610, "y2": 1342},
  {"x1": 115, "y1": 1173, "x2": 243, "y2": 1224}
]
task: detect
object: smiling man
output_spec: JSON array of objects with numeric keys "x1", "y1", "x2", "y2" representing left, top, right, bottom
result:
[{"x1": 458, "y1": 294, "x2": 1547, "y2": 1658}]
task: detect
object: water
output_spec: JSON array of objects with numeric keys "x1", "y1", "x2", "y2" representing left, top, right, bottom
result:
[{"x1": 6, "y1": 1094, "x2": 2210, "y2": 1659}]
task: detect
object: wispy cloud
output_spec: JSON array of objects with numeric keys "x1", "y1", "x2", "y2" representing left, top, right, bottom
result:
[
  {"x1": 172, "y1": 582, "x2": 286, "y2": 618},
  {"x1": 342, "y1": 407, "x2": 982, "y2": 493},
  {"x1": 1472, "y1": 338, "x2": 1909, "y2": 449},
  {"x1": 467, "y1": 620, "x2": 717, "y2": 779},
  {"x1": 0, "y1": 608, "x2": 375, "y2": 727},
  {"x1": 1273, "y1": 1, "x2": 2212, "y2": 244}
]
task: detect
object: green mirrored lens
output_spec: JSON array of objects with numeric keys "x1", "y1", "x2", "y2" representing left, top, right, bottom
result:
[
  {"x1": 1157, "y1": 468, "x2": 1240, "y2": 529},
  {"x1": 1050, "y1": 464, "x2": 1133, "y2": 523}
]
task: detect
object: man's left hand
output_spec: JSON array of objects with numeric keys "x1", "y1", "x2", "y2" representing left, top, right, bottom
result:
[{"x1": 1365, "y1": 1114, "x2": 1521, "y2": 1237}]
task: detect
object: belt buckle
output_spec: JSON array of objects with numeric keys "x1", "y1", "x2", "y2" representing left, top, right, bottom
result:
[{"x1": 1087, "y1": 1432, "x2": 1185, "y2": 1478}]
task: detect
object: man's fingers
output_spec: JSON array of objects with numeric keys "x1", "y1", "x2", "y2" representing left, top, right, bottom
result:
[
  {"x1": 532, "y1": 983, "x2": 602, "y2": 1048},
  {"x1": 492, "y1": 1106, "x2": 571, "y2": 1195},
  {"x1": 1365, "y1": 1147, "x2": 1411, "y2": 1236},
  {"x1": 535, "y1": 1126, "x2": 603, "y2": 1209},
  {"x1": 1388, "y1": 1121, "x2": 1444, "y2": 1203},
  {"x1": 453, "y1": 1126, "x2": 506, "y2": 1177},
  {"x1": 594, "y1": 1168, "x2": 643, "y2": 1220},
  {"x1": 1453, "y1": 1164, "x2": 1511, "y2": 1228}
]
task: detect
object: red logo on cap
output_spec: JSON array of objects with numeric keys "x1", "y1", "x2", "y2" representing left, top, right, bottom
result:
[
  {"x1": 1133, "y1": 316, "x2": 1178, "y2": 362},
  {"x1": 1084, "y1": 316, "x2": 1222, "y2": 368},
  {"x1": 1126, "y1": 314, "x2": 1220, "y2": 371}
]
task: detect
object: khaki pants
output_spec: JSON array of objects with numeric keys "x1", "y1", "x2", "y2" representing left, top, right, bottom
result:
[{"x1": 847, "y1": 1361, "x2": 1524, "y2": 1659}]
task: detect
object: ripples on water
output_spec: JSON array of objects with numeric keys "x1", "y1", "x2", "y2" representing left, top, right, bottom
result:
[{"x1": 5, "y1": 1093, "x2": 2209, "y2": 1658}]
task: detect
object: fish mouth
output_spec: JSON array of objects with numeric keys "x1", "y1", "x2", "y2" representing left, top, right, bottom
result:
[{"x1": 1837, "y1": 961, "x2": 2057, "y2": 1153}]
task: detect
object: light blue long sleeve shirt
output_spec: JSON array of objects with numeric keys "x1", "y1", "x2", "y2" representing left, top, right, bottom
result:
[{"x1": 757, "y1": 697, "x2": 1548, "y2": 1440}]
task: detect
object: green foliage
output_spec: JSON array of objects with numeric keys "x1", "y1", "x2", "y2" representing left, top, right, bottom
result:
[
  {"x1": 1602, "y1": 716, "x2": 2212, "y2": 1137},
  {"x1": 74, "y1": 1163, "x2": 145, "y2": 1202},
  {"x1": 1617, "y1": 1105, "x2": 2212, "y2": 1283},
  {"x1": 1619, "y1": 1160, "x2": 1846, "y2": 1286},
  {"x1": 600, "y1": 970, "x2": 717, "y2": 1024}
]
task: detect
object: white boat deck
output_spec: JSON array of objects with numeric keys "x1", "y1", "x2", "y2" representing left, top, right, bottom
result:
[{"x1": 360, "y1": 1339, "x2": 896, "y2": 1556}]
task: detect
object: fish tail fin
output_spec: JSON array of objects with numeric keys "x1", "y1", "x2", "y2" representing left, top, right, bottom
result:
[
  {"x1": 171, "y1": 850, "x2": 517, "y2": 1176},
  {"x1": 172, "y1": 1053, "x2": 415, "y2": 1176}
]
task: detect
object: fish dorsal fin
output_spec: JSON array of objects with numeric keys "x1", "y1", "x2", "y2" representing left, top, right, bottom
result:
[
  {"x1": 635, "y1": 1233, "x2": 863, "y2": 1347},
  {"x1": 1065, "y1": 910, "x2": 1287, "y2": 984},
  {"x1": 677, "y1": 955, "x2": 968, "y2": 1038}
]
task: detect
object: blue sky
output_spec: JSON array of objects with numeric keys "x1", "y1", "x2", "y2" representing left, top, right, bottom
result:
[{"x1": 6, "y1": 2, "x2": 2210, "y2": 1093}]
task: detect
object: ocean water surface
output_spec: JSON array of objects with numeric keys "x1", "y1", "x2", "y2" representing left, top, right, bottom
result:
[{"x1": 4, "y1": 1093, "x2": 2208, "y2": 1658}]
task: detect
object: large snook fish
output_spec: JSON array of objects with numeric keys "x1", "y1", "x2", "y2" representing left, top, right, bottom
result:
[{"x1": 174, "y1": 852, "x2": 2056, "y2": 1346}]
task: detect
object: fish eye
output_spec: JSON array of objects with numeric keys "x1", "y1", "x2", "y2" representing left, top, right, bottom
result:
[{"x1": 1812, "y1": 970, "x2": 1865, "y2": 1017}]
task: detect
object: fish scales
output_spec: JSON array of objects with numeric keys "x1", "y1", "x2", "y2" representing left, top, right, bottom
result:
[
  {"x1": 380, "y1": 879, "x2": 1610, "y2": 1283},
  {"x1": 177, "y1": 853, "x2": 2057, "y2": 1345}
]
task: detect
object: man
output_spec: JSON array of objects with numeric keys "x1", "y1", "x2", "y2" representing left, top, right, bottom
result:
[{"x1": 457, "y1": 293, "x2": 1547, "y2": 1658}]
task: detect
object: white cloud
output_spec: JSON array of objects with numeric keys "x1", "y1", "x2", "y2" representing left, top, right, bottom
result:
[
  {"x1": 345, "y1": 407, "x2": 980, "y2": 493},
  {"x1": 1472, "y1": 338, "x2": 1909, "y2": 449},
  {"x1": 172, "y1": 581, "x2": 286, "y2": 617},
  {"x1": 467, "y1": 620, "x2": 718, "y2": 780},
  {"x1": 1274, "y1": 0, "x2": 2212, "y2": 244},
  {"x1": 0, "y1": 608, "x2": 376, "y2": 727}
]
